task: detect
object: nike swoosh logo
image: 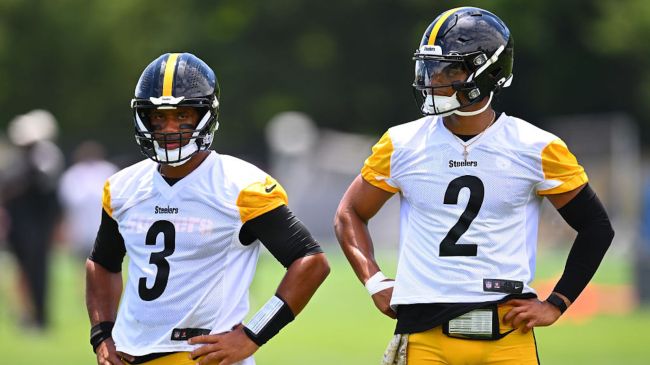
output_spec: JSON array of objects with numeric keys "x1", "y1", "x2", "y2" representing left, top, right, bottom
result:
[{"x1": 265, "y1": 184, "x2": 277, "y2": 193}]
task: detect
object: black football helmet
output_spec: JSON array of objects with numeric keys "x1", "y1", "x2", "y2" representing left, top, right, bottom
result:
[
  {"x1": 413, "y1": 7, "x2": 513, "y2": 116},
  {"x1": 132, "y1": 53, "x2": 220, "y2": 165}
]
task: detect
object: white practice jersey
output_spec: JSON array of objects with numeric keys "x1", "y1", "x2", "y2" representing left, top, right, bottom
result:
[
  {"x1": 102, "y1": 151, "x2": 287, "y2": 359},
  {"x1": 362, "y1": 113, "x2": 587, "y2": 305}
]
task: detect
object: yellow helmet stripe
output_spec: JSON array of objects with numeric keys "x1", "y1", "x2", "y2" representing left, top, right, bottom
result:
[
  {"x1": 162, "y1": 53, "x2": 180, "y2": 96},
  {"x1": 427, "y1": 7, "x2": 468, "y2": 45}
]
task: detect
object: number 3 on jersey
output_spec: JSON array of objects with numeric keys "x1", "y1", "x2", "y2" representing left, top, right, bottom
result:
[
  {"x1": 139, "y1": 220, "x2": 176, "y2": 301},
  {"x1": 440, "y1": 175, "x2": 484, "y2": 257}
]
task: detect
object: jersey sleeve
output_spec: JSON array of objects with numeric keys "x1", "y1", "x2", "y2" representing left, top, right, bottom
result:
[
  {"x1": 361, "y1": 131, "x2": 400, "y2": 193},
  {"x1": 536, "y1": 139, "x2": 588, "y2": 195},
  {"x1": 236, "y1": 176, "x2": 289, "y2": 223}
]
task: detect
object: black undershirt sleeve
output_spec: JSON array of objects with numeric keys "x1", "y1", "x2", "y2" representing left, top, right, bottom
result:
[
  {"x1": 554, "y1": 184, "x2": 615, "y2": 302},
  {"x1": 88, "y1": 208, "x2": 127, "y2": 273},
  {"x1": 239, "y1": 205, "x2": 323, "y2": 268}
]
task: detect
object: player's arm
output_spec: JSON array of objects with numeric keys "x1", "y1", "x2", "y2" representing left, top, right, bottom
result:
[
  {"x1": 190, "y1": 204, "x2": 329, "y2": 365},
  {"x1": 505, "y1": 183, "x2": 614, "y2": 331},
  {"x1": 334, "y1": 175, "x2": 396, "y2": 318},
  {"x1": 547, "y1": 183, "x2": 614, "y2": 305},
  {"x1": 241, "y1": 204, "x2": 330, "y2": 318},
  {"x1": 85, "y1": 209, "x2": 133, "y2": 364}
]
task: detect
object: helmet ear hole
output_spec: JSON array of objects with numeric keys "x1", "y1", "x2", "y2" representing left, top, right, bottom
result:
[{"x1": 489, "y1": 67, "x2": 503, "y2": 79}]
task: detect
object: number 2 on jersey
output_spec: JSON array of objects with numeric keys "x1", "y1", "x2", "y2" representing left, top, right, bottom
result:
[
  {"x1": 139, "y1": 220, "x2": 175, "y2": 301},
  {"x1": 440, "y1": 175, "x2": 484, "y2": 257}
]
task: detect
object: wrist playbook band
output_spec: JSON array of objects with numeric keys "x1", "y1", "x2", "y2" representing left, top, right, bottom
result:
[
  {"x1": 244, "y1": 295, "x2": 295, "y2": 346},
  {"x1": 90, "y1": 321, "x2": 114, "y2": 353},
  {"x1": 365, "y1": 271, "x2": 395, "y2": 295},
  {"x1": 545, "y1": 293, "x2": 568, "y2": 314}
]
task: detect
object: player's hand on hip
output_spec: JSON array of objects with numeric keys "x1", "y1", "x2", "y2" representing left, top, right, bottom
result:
[
  {"x1": 188, "y1": 324, "x2": 259, "y2": 365},
  {"x1": 372, "y1": 285, "x2": 397, "y2": 319},
  {"x1": 502, "y1": 298, "x2": 562, "y2": 333},
  {"x1": 95, "y1": 338, "x2": 133, "y2": 365}
]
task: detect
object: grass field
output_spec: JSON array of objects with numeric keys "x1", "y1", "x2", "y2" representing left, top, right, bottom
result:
[{"x1": 0, "y1": 246, "x2": 649, "y2": 364}]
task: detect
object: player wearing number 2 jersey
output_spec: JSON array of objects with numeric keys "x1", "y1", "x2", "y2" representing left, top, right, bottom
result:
[
  {"x1": 85, "y1": 53, "x2": 329, "y2": 365},
  {"x1": 335, "y1": 7, "x2": 614, "y2": 365}
]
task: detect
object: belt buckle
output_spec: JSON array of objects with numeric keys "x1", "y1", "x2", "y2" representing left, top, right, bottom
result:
[{"x1": 448, "y1": 309, "x2": 493, "y2": 338}]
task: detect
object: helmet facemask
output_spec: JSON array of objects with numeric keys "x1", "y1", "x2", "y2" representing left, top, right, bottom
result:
[
  {"x1": 133, "y1": 97, "x2": 219, "y2": 166},
  {"x1": 412, "y1": 45, "x2": 511, "y2": 117}
]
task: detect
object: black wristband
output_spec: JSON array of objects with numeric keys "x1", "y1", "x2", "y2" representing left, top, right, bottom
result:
[
  {"x1": 90, "y1": 321, "x2": 114, "y2": 353},
  {"x1": 545, "y1": 293, "x2": 568, "y2": 314},
  {"x1": 243, "y1": 295, "x2": 295, "y2": 346}
]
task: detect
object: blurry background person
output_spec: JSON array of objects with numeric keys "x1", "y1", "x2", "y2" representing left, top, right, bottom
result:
[
  {"x1": 0, "y1": 109, "x2": 64, "y2": 330},
  {"x1": 58, "y1": 140, "x2": 118, "y2": 261}
]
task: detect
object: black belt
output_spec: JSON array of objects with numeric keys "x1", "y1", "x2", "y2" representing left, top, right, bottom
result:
[
  {"x1": 126, "y1": 327, "x2": 211, "y2": 364},
  {"x1": 127, "y1": 352, "x2": 176, "y2": 364}
]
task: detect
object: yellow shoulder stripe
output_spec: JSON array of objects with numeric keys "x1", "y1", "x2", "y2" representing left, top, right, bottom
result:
[
  {"x1": 102, "y1": 180, "x2": 113, "y2": 217},
  {"x1": 538, "y1": 139, "x2": 588, "y2": 195},
  {"x1": 237, "y1": 176, "x2": 289, "y2": 223},
  {"x1": 361, "y1": 131, "x2": 399, "y2": 193}
]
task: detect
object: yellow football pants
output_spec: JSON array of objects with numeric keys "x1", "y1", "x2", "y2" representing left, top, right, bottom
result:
[{"x1": 406, "y1": 305, "x2": 539, "y2": 365}]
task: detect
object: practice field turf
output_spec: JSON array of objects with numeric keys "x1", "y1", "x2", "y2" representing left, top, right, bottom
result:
[{"x1": 0, "y1": 247, "x2": 648, "y2": 364}]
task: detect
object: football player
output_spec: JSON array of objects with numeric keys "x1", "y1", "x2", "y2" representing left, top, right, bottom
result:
[
  {"x1": 85, "y1": 53, "x2": 330, "y2": 365},
  {"x1": 334, "y1": 7, "x2": 614, "y2": 365}
]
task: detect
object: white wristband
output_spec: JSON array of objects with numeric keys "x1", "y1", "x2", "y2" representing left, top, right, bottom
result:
[
  {"x1": 364, "y1": 271, "x2": 394, "y2": 295},
  {"x1": 246, "y1": 296, "x2": 285, "y2": 335}
]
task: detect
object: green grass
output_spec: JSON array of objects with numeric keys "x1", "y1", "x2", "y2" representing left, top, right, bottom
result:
[
  {"x1": 0, "y1": 247, "x2": 648, "y2": 364},
  {"x1": 0, "y1": 250, "x2": 94, "y2": 364}
]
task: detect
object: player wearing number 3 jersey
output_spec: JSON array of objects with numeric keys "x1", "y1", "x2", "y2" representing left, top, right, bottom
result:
[
  {"x1": 335, "y1": 7, "x2": 613, "y2": 365},
  {"x1": 85, "y1": 53, "x2": 329, "y2": 365}
]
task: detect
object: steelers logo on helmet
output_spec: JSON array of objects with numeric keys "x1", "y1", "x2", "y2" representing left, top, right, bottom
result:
[
  {"x1": 412, "y1": 7, "x2": 514, "y2": 117},
  {"x1": 132, "y1": 53, "x2": 220, "y2": 166}
]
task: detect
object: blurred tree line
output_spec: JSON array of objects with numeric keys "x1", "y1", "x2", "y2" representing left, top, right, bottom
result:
[{"x1": 0, "y1": 0, "x2": 646, "y2": 165}]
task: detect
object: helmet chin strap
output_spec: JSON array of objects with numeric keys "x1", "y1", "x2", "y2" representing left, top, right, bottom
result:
[
  {"x1": 424, "y1": 92, "x2": 493, "y2": 117},
  {"x1": 153, "y1": 140, "x2": 199, "y2": 167},
  {"x1": 451, "y1": 92, "x2": 493, "y2": 117}
]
